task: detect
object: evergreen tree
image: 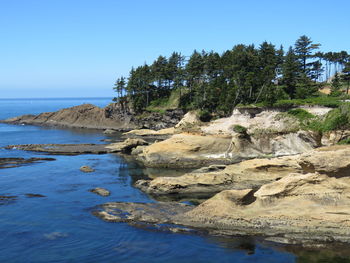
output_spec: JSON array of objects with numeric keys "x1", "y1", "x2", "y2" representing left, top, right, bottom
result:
[
  {"x1": 330, "y1": 73, "x2": 342, "y2": 96},
  {"x1": 281, "y1": 47, "x2": 299, "y2": 98},
  {"x1": 151, "y1": 55, "x2": 168, "y2": 88},
  {"x1": 342, "y1": 62, "x2": 350, "y2": 95},
  {"x1": 294, "y1": 35, "x2": 321, "y2": 76}
]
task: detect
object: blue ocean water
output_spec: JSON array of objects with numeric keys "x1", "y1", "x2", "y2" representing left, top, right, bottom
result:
[{"x1": 0, "y1": 98, "x2": 344, "y2": 263}]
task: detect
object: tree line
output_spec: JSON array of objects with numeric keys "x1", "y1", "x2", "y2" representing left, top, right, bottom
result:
[{"x1": 113, "y1": 35, "x2": 350, "y2": 114}]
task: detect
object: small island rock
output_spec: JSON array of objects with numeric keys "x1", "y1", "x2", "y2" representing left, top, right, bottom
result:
[
  {"x1": 80, "y1": 165, "x2": 95, "y2": 173},
  {"x1": 89, "y1": 187, "x2": 110, "y2": 197}
]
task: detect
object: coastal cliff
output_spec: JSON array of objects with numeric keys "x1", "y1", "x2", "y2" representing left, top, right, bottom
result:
[{"x1": 1, "y1": 102, "x2": 184, "y2": 131}]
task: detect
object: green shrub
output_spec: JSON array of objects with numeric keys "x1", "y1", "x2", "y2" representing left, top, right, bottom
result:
[
  {"x1": 199, "y1": 110, "x2": 212, "y2": 122},
  {"x1": 338, "y1": 138, "x2": 350, "y2": 145},
  {"x1": 232, "y1": 124, "x2": 248, "y2": 134},
  {"x1": 322, "y1": 108, "x2": 349, "y2": 132},
  {"x1": 287, "y1": 108, "x2": 315, "y2": 121}
]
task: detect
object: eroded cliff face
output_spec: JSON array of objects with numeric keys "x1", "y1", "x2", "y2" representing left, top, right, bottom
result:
[
  {"x1": 134, "y1": 106, "x2": 335, "y2": 168},
  {"x1": 136, "y1": 130, "x2": 320, "y2": 169}
]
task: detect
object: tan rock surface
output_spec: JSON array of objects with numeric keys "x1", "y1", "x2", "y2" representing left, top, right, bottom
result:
[
  {"x1": 138, "y1": 133, "x2": 233, "y2": 168},
  {"x1": 135, "y1": 154, "x2": 301, "y2": 195},
  {"x1": 185, "y1": 172, "x2": 350, "y2": 243},
  {"x1": 106, "y1": 138, "x2": 148, "y2": 154},
  {"x1": 123, "y1": 128, "x2": 175, "y2": 137},
  {"x1": 136, "y1": 144, "x2": 350, "y2": 197},
  {"x1": 298, "y1": 145, "x2": 350, "y2": 177}
]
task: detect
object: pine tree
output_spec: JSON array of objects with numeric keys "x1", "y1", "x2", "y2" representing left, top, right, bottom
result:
[
  {"x1": 342, "y1": 62, "x2": 350, "y2": 95},
  {"x1": 282, "y1": 47, "x2": 300, "y2": 98},
  {"x1": 330, "y1": 73, "x2": 342, "y2": 96},
  {"x1": 294, "y1": 35, "x2": 321, "y2": 76}
]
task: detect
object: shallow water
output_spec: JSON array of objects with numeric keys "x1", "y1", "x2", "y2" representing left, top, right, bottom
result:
[{"x1": 0, "y1": 98, "x2": 349, "y2": 262}]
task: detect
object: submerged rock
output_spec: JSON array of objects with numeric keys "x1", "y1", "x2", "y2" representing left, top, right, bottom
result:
[
  {"x1": 25, "y1": 193, "x2": 46, "y2": 198},
  {"x1": 80, "y1": 165, "x2": 95, "y2": 173},
  {"x1": 0, "y1": 195, "x2": 17, "y2": 205},
  {"x1": 103, "y1": 129, "x2": 118, "y2": 134},
  {"x1": 0, "y1": 157, "x2": 56, "y2": 169},
  {"x1": 93, "y1": 202, "x2": 192, "y2": 224},
  {"x1": 89, "y1": 187, "x2": 110, "y2": 196}
]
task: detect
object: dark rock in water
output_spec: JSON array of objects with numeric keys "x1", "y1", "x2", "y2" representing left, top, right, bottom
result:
[
  {"x1": 25, "y1": 193, "x2": 46, "y2": 198},
  {"x1": 0, "y1": 157, "x2": 56, "y2": 169},
  {"x1": 80, "y1": 165, "x2": 95, "y2": 173},
  {"x1": 5, "y1": 144, "x2": 112, "y2": 155},
  {"x1": 0, "y1": 195, "x2": 17, "y2": 205},
  {"x1": 89, "y1": 187, "x2": 110, "y2": 196}
]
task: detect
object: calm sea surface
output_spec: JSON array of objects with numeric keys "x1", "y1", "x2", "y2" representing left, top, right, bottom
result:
[{"x1": 0, "y1": 98, "x2": 348, "y2": 262}]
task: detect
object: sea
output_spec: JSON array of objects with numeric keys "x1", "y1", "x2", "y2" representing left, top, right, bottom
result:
[{"x1": 0, "y1": 98, "x2": 348, "y2": 263}]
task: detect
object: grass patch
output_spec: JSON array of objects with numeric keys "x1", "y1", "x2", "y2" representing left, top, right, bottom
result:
[
  {"x1": 273, "y1": 96, "x2": 343, "y2": 108},
  {"x1": 231, "y1": 124, "x2": 248, "y2": 134},
  {"x1": 146, "y1": 87, "x2": 185, "y2": 112}
]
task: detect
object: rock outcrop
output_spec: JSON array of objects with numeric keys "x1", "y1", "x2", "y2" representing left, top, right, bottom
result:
[
  {"x1": 135, "y1": 155, "x2": 301, "y2": 196},
  {"x1": 136, "y1": 145, "x2": 350, "y2": 196},
  {"x1": 3, "y1": 104, "x2": 131, "y2": 130},
  {"x1": 184, "y1": 172, "x2": 350, "y2": 244},
  {"x1": 137, "y1": 133, "x2": 234, "y2": 168},
  {"x1": 137, "y1": 130, "x2": 319, "y2": 168},
  {"x1": 96, "y1": 145, "x2": 350, "y2": 245},
  {"x1": 2, "y1": 103, "x2": 184, "y2": 131},
  {"x1": 106, "y1": 138, "x2": 149, "y2": 154}
]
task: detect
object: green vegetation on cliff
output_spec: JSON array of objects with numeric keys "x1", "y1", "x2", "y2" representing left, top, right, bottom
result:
[{"x1": 113, "y1": 35, "x2": 350, "y2": 115}]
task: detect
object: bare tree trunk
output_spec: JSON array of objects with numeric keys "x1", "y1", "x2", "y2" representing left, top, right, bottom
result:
[{"x1": 255, "y1": 84, "x2": 266, "y2": 103}]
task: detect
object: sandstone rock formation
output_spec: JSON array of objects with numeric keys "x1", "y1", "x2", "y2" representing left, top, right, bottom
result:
[
  {"x1": 135, "y1": 155, "x2": 301, "y2": 196},
  {"x1": 137, "y1": 130, "x2": 319, "y2": 168},
  {"x1": 184, "y1": 172, "x2": 350, "y2": 244},
  {"x1": 96, "y1": 145, "x2": 350, "y2": 245},
  {"x1": 136, "y1": 145, "x2": 350, "y2": 196},
  {"x1": 137, "y1": 133, "x2": 233, "y2": 168},
  {"x1": 106, "y1": 138, "x2": 149, "y2": 154}
]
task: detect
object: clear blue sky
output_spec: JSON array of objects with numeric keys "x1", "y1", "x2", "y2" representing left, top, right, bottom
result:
[{"x1": 0, "y1": 0, "x2": 349, "y2": 98}]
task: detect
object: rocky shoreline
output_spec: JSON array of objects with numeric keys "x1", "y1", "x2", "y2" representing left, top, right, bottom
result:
[{"x1": 4, "y1": 103, "x2": 350, "y2": 246}]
